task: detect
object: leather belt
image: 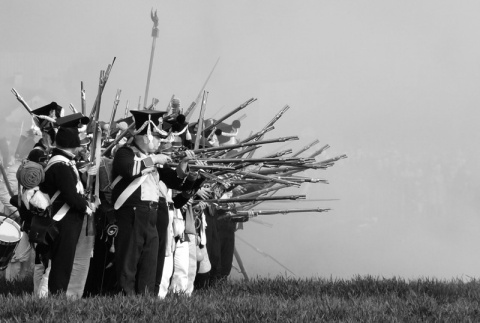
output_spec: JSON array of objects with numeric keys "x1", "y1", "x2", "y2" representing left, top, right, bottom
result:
[{"x1": 137, "y1": 201, "x2": 158, "y2": 210}]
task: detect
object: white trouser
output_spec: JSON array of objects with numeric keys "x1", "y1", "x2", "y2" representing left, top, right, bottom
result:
[
  {"x1": 170, "y1": 239, "x2": 189, "y2": 294},
  {"x1": 158, "y1": 239, "x2": 190, "y2": 298},
  {"x1": 186, "y1": 234, "x2": 197, "y2": 295},
  {"x1": 34, "y1": 216, "x2": 94, "y2": 298},
  {"x1": 34, "y1": 262, "x2": 50, "y2": 298},
  {"x1": 66, "y1": 215, "x2": 94, "y2": 299}
]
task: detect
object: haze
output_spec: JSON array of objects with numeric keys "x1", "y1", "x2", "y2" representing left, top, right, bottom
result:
[{"x1": 1, "y1": 0, "x2": 479, "y2": 280}]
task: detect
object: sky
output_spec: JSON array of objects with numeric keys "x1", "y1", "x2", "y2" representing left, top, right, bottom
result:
[{"x1": 1, "y1": 0, "x2": 480, "y2": 280}]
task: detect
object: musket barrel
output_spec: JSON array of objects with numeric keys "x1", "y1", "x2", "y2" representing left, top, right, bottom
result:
[{"x1": 202, "y1": 97, "x2": 257, "y2": 133}]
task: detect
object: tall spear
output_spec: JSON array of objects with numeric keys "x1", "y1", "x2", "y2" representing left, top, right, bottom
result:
[{"x1": 143, "y1": 9, "x2": 159, "y2": 109}]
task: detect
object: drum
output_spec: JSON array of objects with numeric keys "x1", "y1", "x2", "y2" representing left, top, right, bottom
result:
[{"x1": 0, "y1": 214, "x2": 23, "y2": 271}]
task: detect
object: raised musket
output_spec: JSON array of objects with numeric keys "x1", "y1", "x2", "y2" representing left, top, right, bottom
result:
[
  {"x1": 308, "y1": 144, "x2": 330, "y2": 159},
  {"x1": 89, "y1": 57, "x2": 116, "y2": 120},
  {"x1": 101, "y1": 122, "x2": 135, "y2": 157},
  {"x1": 263, "y1": 105, "x2": 290, "y2": 130},
  {"x1": 291, "y1": 139, "x2": 320, "y2": 157},
  {"x1": 81, "y1": 81, "x2": 86, "y2": 115},
  {"x1": 184, "y1": 136, "x2": 299, "y2": 156},
  {"x1": 69, "y1": 103, "x2": 78, "y2": 113},
  {"x1": 202, "y1": 97, "x2": 257, "y2": 134},
  {"x1": 107, "y1": 89, "x2": 122, "y2": 137}
]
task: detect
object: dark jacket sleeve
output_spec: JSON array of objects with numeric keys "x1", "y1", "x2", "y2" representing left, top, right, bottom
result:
[{"x1": 112, "y1": 146, "x2": 150, "y2": 180}]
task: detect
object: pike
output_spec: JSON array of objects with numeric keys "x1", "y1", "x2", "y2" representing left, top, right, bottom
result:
[
  {"x1": 202, "y1": 98, "x2": 257, "y2": 134},
  {"x1": 184, "y1": 57, "x2": 220, "y2": 121},
  {"x1": 194, "y1": 91, "x2": 209, "y2": 150},
  {"x1": 291, "y1": 139, "x2": 320, "y2": 157},
  {"x1": 108, "y1": 89, "x2": 122, "y2": 137},
  {"x1": 143, "y1": 9, "x2": 159, "y2": 109}
]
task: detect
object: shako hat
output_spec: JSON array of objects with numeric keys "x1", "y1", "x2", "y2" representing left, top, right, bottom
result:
[
  {"x1": 55, "y1": 113, "x2": 90, "y2": 128},
  {"x1": 55, "y1": 113, "x2": 90, "y2": 149},
  {"x1": 32, "y1": 102, "x2": 64, "y2": 131},
  {"x1": 130, "y1": 110, "x2": 168, "y2": 137}
]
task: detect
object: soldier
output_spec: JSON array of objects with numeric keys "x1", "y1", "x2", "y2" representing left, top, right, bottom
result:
[
  {"x1": 111, "y1": 109, "x2": 193, "y2": 295},
  {"x1": 39, "y1": 113, "x2": 94, "y2": 297}
]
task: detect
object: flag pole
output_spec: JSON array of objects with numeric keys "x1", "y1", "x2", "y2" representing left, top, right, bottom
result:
[{"x1": 143, "y1": 9, "x2": 159, "y2": 109}]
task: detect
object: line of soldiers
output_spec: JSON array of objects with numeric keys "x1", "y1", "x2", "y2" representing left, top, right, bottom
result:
[{"x1": 0, "y1": 95, "x2": 345, "y2": 298}]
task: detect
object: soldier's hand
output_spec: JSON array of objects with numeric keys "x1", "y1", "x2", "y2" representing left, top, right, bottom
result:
[
  {"x1": 196, "y1": 187, "x2": 212, "y2": 200},
  {"x1": 153, "y1": 154, "x2": 171, "y2": 165}
]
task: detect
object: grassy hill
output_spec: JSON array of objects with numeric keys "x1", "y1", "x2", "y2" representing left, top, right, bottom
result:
[{"x1": 1, "y1": 276, "x2": 480, "y2": 322}]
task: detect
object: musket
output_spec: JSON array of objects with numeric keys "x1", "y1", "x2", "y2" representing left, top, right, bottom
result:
[
  {"x1": 199, "y1": 194, "x2": 306, "y2": 204},
  {"x1": 108, "y1": 89, "x2": 122, "y2": 137},
  {"x1": 202, "y1": 98, "x2": 257, "y2": 134},
  {"x1": 167, "y1": 163, "x2": 235, "y2": 171},
  {"x1": 180, "y1": 136, "x2": 299, "y2": 156},
  {"x1": 221, "y1": 207, "x2": 330, "y2": 221},
  {"x1": 184, "y1": 57, "x2": 220, "y2": 121},
  {"x1": 11, "y1": 88, "x2": 33, "y2": 114},
  {"x1": 217, "y1": 146, "x2": 259, "y2": 159},
  {"x1": 238, "y1": 126, "x2": 275, "y2": 144},
  {"x1": 263, "y1": 149, "x2": 293, "y2": 158},
  {"x1": 234, "y1": 171, "x2": 300, "y2": 187},
  {"x1": 291, "y1": 139, "x2": 320, "y2": 157},
  {"x1": 263, "y1": 105, "x2": 290, "y2": 130},
  {"x1": 194, "y1": 91, "x2": 209, "y2": 150},
  {"x1": 137, "y1": 96, "x2": 142, "y2": 110},
  {"x1": 194, "y1": 157, "x2": 315, "y2": 165},
  {"x1": 89, "y1": 57, "x2": 116, "y2": 120},
  {"x1": 208, "y1": 126, "x2": 274, "y2": 159},
  {"x1": 234, "y1": 184, "x2": 288, "y2": 199},
  {"x1": 69, "y1": 103, "x2": 78, "y2": 113},
  {"x1": 308, "y1": 144, "x2": 330, "y2": 159},
  {"x1": 124, "y1": 100, "x2": 130, "y2": 118},
  {"x1": 101, "y1": 122, "x2": 135, "y2": 157},
  {"x1": 275, "y1": 176, "x2": 328, "y2": 184},
  {"x1": 86, "y1": 60, "x2": 115, "y2": 235},
  {"x1": 81, "y1": 81, "x2": 86, "y2": 115},
  {"x1": 316, "y1": 154, "x2": 348, "y2": 165}
]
